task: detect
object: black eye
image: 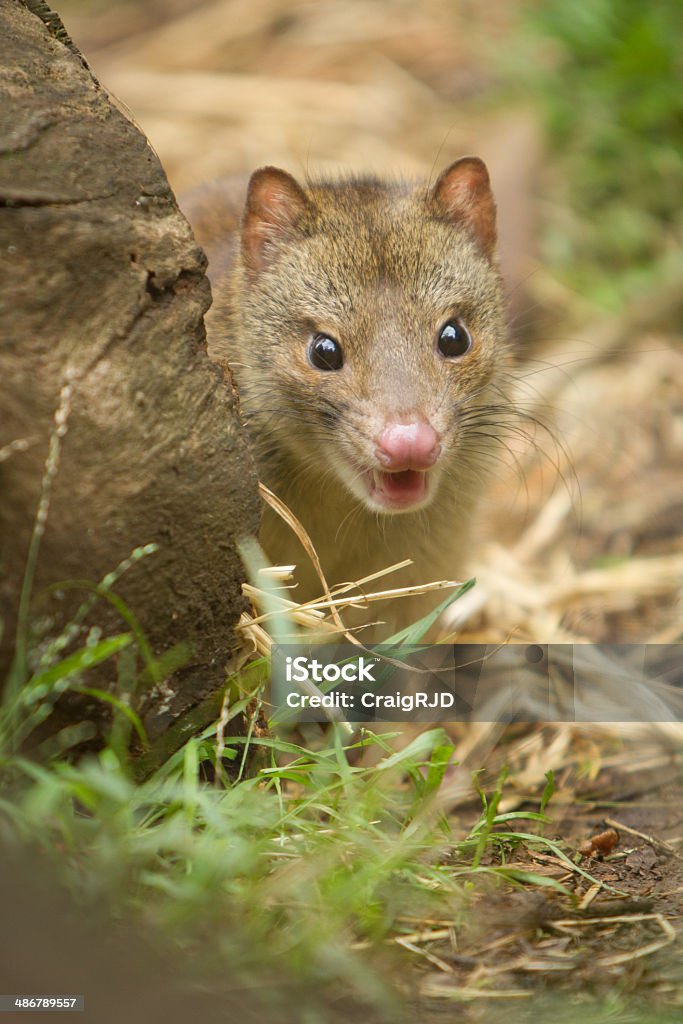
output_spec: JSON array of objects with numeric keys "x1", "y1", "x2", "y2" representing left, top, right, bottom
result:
[
  {"x1": 437, "y1": 319, "x2": 472, "y2": 359},
  {"x1": 309, "y1": 333, "x2": 343, "y2": 371}
]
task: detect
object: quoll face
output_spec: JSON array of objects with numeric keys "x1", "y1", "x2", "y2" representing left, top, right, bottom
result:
[{"x1": 235, "y1": 168, "x2": 507, "y2": 516}]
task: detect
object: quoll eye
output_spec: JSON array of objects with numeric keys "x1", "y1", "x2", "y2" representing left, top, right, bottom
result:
[
  {"x1": 309, "y1": 333, "x2": 344, "y2": 371},
  {"x1": 437, "y1": 319, "x2": 472, "y2": 359}
]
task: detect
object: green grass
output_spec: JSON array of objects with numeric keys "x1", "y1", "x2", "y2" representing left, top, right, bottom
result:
[
  {"x1": 516, "y1": 0, "x2": 683, "y2": 311},
  {"x1": 0, "y1": 512, "x2": 661, "y2": 1019},
  {"x1": 0, "y1": 711, "x2": 457, "y2": 1010},
  {"x1": 2, "y1": 653, "x2": 675, "y2": 1022},
  {"x1": 0, "y1": 585, "x2": 571, "y2": 1019}
]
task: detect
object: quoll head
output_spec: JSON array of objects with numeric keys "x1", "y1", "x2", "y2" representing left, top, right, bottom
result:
[{"x1": 233, "y1": 157, "x2": 508, "y2": 514}]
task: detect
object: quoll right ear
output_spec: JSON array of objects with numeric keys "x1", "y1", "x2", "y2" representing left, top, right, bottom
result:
[{"x1": 242, "y1": 166, "x2": 311, "y2": 275}]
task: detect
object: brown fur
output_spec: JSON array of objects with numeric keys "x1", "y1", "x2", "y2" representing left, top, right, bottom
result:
[{"x1": 183, "y1": 161, "x2": 510, "y2": 635}]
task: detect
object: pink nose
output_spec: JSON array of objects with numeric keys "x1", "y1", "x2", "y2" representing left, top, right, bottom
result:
[{"x1": 375, "y1": 419, "x2": 441, "y2": 471}]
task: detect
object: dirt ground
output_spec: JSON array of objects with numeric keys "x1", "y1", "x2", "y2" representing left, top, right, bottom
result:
[
  {"x1": 52, "y1": 0, "x2": 683, "y2": 1015},
  {"x1": 412, "y1": 762, "x2": 683, "y2": 1019}
]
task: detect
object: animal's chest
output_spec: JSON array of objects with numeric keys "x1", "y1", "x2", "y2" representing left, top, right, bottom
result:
[{"x1": 258, "y1": 496, "x2": 468, "y2": 636}]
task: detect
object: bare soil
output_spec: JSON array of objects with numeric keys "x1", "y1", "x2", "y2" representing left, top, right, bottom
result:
[{"x1": 414, "y1": 761, "x2": 683, "y2": 1019}]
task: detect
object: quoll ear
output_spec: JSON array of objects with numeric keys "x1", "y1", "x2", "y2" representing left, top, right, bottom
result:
[
  {"x1": 430, "y1": 156, "x2": 497, "y2": 259},
  {"x1": 242, "y1": 166, "x2": 311, "y2": 275}
]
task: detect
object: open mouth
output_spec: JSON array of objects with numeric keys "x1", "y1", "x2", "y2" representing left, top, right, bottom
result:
[{"x1": 365, "y1": 468, "x2": 429, "y2": 510}]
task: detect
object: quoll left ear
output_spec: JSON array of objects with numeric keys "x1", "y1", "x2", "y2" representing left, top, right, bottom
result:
[{"x1": 430, "y1": 156, "x2": 497, "y2": 259}]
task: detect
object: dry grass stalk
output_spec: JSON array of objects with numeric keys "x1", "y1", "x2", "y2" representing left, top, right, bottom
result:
[
  {"x1": 0, "y1": 437, "x2": 36, "y2": 464},
  {"x1": 238, "y1": 483, "x2": 462, "y2": 653},
  {"x1": 550, "y1": 913, "x2": 676, "y2": 968},
  {"x1": 603, "y1": 818, "x2": 683, "y2": 863},
  {"x1": 419, "y1": 982, "x2": 531, "y2": 1000}
]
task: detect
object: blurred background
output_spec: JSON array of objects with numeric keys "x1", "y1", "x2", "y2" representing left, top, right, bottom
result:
[{"x1": 58, "y1": 0, "x2": 683, "y2": 646}]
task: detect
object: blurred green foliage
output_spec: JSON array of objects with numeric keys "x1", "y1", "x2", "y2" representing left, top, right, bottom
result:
[{"x1": 525, "y1": 0, "x2": 683, "y2": 309}]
